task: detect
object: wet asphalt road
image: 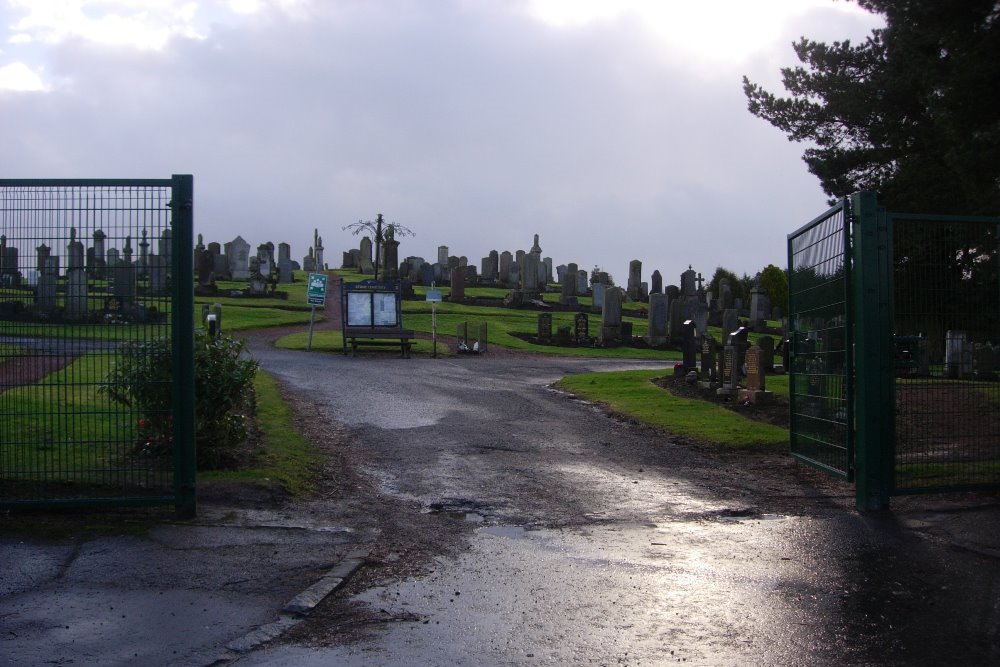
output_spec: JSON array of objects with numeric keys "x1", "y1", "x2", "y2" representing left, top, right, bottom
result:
[{"x1": 234, "y1": 345, "x2": 1000, "y2": 666}]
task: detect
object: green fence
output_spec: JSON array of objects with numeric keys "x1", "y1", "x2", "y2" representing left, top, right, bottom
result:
[
  {"x1": 0, "y1": 177, "x2": 195, "y2": 515},
  {"x1": 787, "y1": 199, "x2": 853, "y2": 479},
  {"x1": 889, "y1": 212, "x2": 1000, "y2": 494},
  {"x1": 789, "y1": 193, "x2": 1000, "y2": 509}
]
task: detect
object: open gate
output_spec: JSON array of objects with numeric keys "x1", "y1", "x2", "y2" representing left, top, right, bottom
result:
[
  {"x1": 788, "y1": 192, "x2": 1000, "y2": 510},
  {"x1": 0, "y1": 177, "x2": 195, "y2": 515}
]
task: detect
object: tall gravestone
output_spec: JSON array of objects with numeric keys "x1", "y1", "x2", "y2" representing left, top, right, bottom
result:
[
  {"x1": 451, "y1": 266, "x2": 466, "y2": 301},
  {"x1": 226, "y1": 236, "x2": 251, "y2": 281},
  {"x1": 66, "y1": 229, "x2": 87, "y2": 320},
  {"x1": 499, "y1": 251, "x2": 513, "y2": 287},
  {"x1": 600, "y1": 287, "x2": 623, "y2": 344},
  {"x1": 650, "y1": 270, "x2": 662, "y2": 295},
  {"x1": 592, "y1": 283, "x2": 606, "y2": 314},
  {"x1": 576, "y1": 269, "x2": 589, "y2": 295},
  {"x1": 646, "y1": 292, "x2": 669, "y2": 346},
  {"x1": 627, "y1": 260, "x2": 642, "y2": 301},
  {"x1": 437, "y1": 245, "x2": 449, "y2": 266}
]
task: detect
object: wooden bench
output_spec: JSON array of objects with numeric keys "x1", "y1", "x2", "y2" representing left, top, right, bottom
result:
[{"x1": 344, "y1": 327, "x2": 415, "y2": 358}]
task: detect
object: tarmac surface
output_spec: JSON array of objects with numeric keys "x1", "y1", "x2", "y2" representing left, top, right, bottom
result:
[{"x1": 2, "y1": 339, "x2": 1000, "y2": 666}]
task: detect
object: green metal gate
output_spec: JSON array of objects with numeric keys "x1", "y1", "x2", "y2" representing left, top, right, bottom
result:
[
  {"x1": 0, "y1": 177, "x2": 195, "y2": 515},
  {"x1": 789, "y1": 192, "x2": 1000, "y2": 510},
  {"x1": 787, "y1": 198, "x2": 854, "y2": 479}
]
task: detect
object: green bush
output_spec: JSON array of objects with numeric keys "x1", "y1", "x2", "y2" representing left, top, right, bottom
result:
[{"x1": 102, "y1": 331, "x2": 260, "y2": 469}]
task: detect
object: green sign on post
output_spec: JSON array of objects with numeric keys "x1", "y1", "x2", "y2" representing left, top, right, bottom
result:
[
  {"x1": 306, "y1": 273, "x2": 327, "y2": 351},
  {"x1": 307, "y1": 273, "x2": 328, "y2": 306}
]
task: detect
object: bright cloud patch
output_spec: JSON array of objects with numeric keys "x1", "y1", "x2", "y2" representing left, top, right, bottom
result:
[{"x1": 0, "y1": 61, "x2": 47, "y2": 91}]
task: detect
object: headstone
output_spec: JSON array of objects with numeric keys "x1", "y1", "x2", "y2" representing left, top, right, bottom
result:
[
  {"x1": 681, "y1": 320, "x2": 698, "y2": 372},
  {"x1": 627, "y1": 259, "x2": 642, "y2": 300},
  {"x1": 576, "y1": 270, "x2": 589, "y2": 295},
  {"x1": 279, "y1": 258, "x2": 293, "y2": 284},
  {"x1": 36, "y1": 256, "x2": 58, "y2": 312},
  {"x1": 680, "y1": 266, "x2": 697, "y2": 297},
  {"x1": 646, "y1": 292, "x2": 669, "y2": 346},
  {"x1": 720, "y1": 278, "x2": 733, "y2": 309},
  {"x1": 92, "y1": 229, "x2": 106, "y2": 269},
  {"x1": 437, "y1": 245, "x2": 449, "y2": 266},
  {"x1": 556, "y1": 265, "x2": 567, "y2": 284},
  {"x1": 451, "y1": 266, "x2": 466, "y2": 301},
  {"x1": 66, "y1": 265, "x2": 88, "y2": 320},
  {"x1": 543, "y1": 257, "x2": 554, "y2": 284},
  {"x1": 225, "y1": 236, "x2": 251, "y2": 281},
  {"x1": 197, "y1": 246, "x2": 216, "y2": 286},
  {"x1": 592, "y1": 283, "x2": 606, "y2": 314},
  {"x1": 945, "y1": 330, "x2": 973, "y2": 378},
  {"x1": 560, "y1": 270, "x2": 577, "y2": 307},
  {"x1": 749, "y1": 286, "x2": 771, "y2": 329},
  {"x1": 599, "y1": 287, "x2": 623, "y2": 344},
  {"x1": 745, "y1": 345, "x2": 765, "y2": 391},
  {"x1": 499, "y1": 251, "x2": 513, "y2": 287},
  {"x1": 313, "y1": 235, "x2": 324, "y2": 271},
  {"x1": 382, "y1": 229, "x2": 400, "y2": 280},
  {"x1": 111, "y1": 256, "x2": 136, "y2": 308},
  {"x1": 421, "y1": 263, "x2": 435, "y2": 286},
  {"x1": 574, "y1": 312, "x2": 589, "y2": 342},
  {"x1": 745, "y1": 344, "x2": 773, "y2": 403},
  {"x1": 158, "y1": 228, "x2": 173, "y2": 266},
  {"x1": 537, "y1": 312, "x2": 553, "y2": 341},
  {"x1": 726, "y1": 326, "x2": 750, "y2": 380},
  {"x1": 722, "y1": 309, "x2": 739, "y2": 338},
  {"x1": 138, "y1": 229, "x2": 150, "y2": 277},
  {"x1": 650, "y1": 270, "x2": 662, "y2": 295},
  {"x1": 700, "y1": 335, "x2": 718, "y2": 385},
  {"x1": 665, "y1": 284, "x2": 680, "y2": 302},
  {"x1": 148, "y1": 254, "x2": 169, "y2": 294},
  {"x1": 757, "y1": 335, "x2": 775, "y2": 374}
]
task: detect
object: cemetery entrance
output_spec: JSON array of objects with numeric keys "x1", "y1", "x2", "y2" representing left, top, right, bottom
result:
[
  {"x1": 788, "y1": 192, "x2": 1000, "y2": 510},
  {"x1": 0, "y1": 177, "x2": 195, "y2": 515}
]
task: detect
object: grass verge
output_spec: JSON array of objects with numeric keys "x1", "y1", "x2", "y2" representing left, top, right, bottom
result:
[
  {"x1": 557, "y1": 369, "x2": 789, "y2": 449},
  {"x1": 200, "y1": 370, "x2": 320, "y2": 496}
]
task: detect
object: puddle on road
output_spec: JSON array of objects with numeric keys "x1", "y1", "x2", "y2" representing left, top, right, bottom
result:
[{"x1": 478, "y1": 525, "x2": 527, "y2": 538}]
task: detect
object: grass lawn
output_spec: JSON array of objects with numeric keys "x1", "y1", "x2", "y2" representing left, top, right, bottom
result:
[{"x1": 557, "y1": 369, "x2": 789, "y2": 449}]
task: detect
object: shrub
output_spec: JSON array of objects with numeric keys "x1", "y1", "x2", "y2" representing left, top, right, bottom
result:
[{"x1": 102, "y1": 331, "x2": 260, "y2": 469}]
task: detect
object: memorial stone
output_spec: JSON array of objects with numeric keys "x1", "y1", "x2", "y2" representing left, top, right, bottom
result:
[
  {"x1": 538, "y1": 312, "x2": 553, "y2": 341},
  {"x1": 646, "y1": 292, "x2": 669, "y2": 345},
  {"x1": 577, "y1": 269, "x2": 589, "y2": 295},
  {"x1": 226, "y1": 236, "x2": 251, "y2": 281},
  {"x1": 681, "y1": 320, "x2": 698, "y2": 372},
  {"x1": 36, "y1": 256, "x2": 58, "y2": 312},
  {"x1": 574, "y1": 312, "x2": 589, "y2": 342},
  {"x1": 627, "y1": 259, "x2": 642, "y2": 300},
  {"x1": 437, "y1": 245, "x2": 449, "y2": 266},
  {"x1": 451, "y1": 266, "x2": 466, "y2": 301},
  {"x1": 651, "y1": 270, "x2": 662, "y2": 295},
  {"x1": 499, "y1": 251, "x2": 513, "y2": 287},
  {"x1": 599, "y1": 287, "x2": 623, "y2": 343},
  {"x1": 757, "y1": 335, "x2": 775, "y2": 373},
  {"x1": 592, "y1": 282, "x2": 606, "y2": 314}
]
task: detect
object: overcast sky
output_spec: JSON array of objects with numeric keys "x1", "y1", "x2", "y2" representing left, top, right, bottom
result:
[{"x1": 0, "y1": 0, "x2": 883, "y2": 284}]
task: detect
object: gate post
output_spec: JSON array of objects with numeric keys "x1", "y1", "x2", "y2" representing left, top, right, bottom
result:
[
  {"x1": 851, "y1": 192, "x2": 894, "y2": 511},
  {"x1": 171, "y1": 174, "x2": 197, "y2": 518}
]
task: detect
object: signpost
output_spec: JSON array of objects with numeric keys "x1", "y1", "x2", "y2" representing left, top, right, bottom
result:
[
  {"x1": 306, "y1": 273, "x2": 327, "y2": 351},
  {"x1": 426, "y1": 287, "x2": 442, "y2": 358}
]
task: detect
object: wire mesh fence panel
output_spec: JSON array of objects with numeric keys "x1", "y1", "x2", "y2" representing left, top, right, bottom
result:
[
  {"x1": 788, "y1": 202, "x2": 853, "y2": 479},
  {"x1": 0, "y1": 179, "x2": 188, "y2": 508},
  {"x1": 891, "y1": 214, "x2": 1000, "y2": 493}
]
